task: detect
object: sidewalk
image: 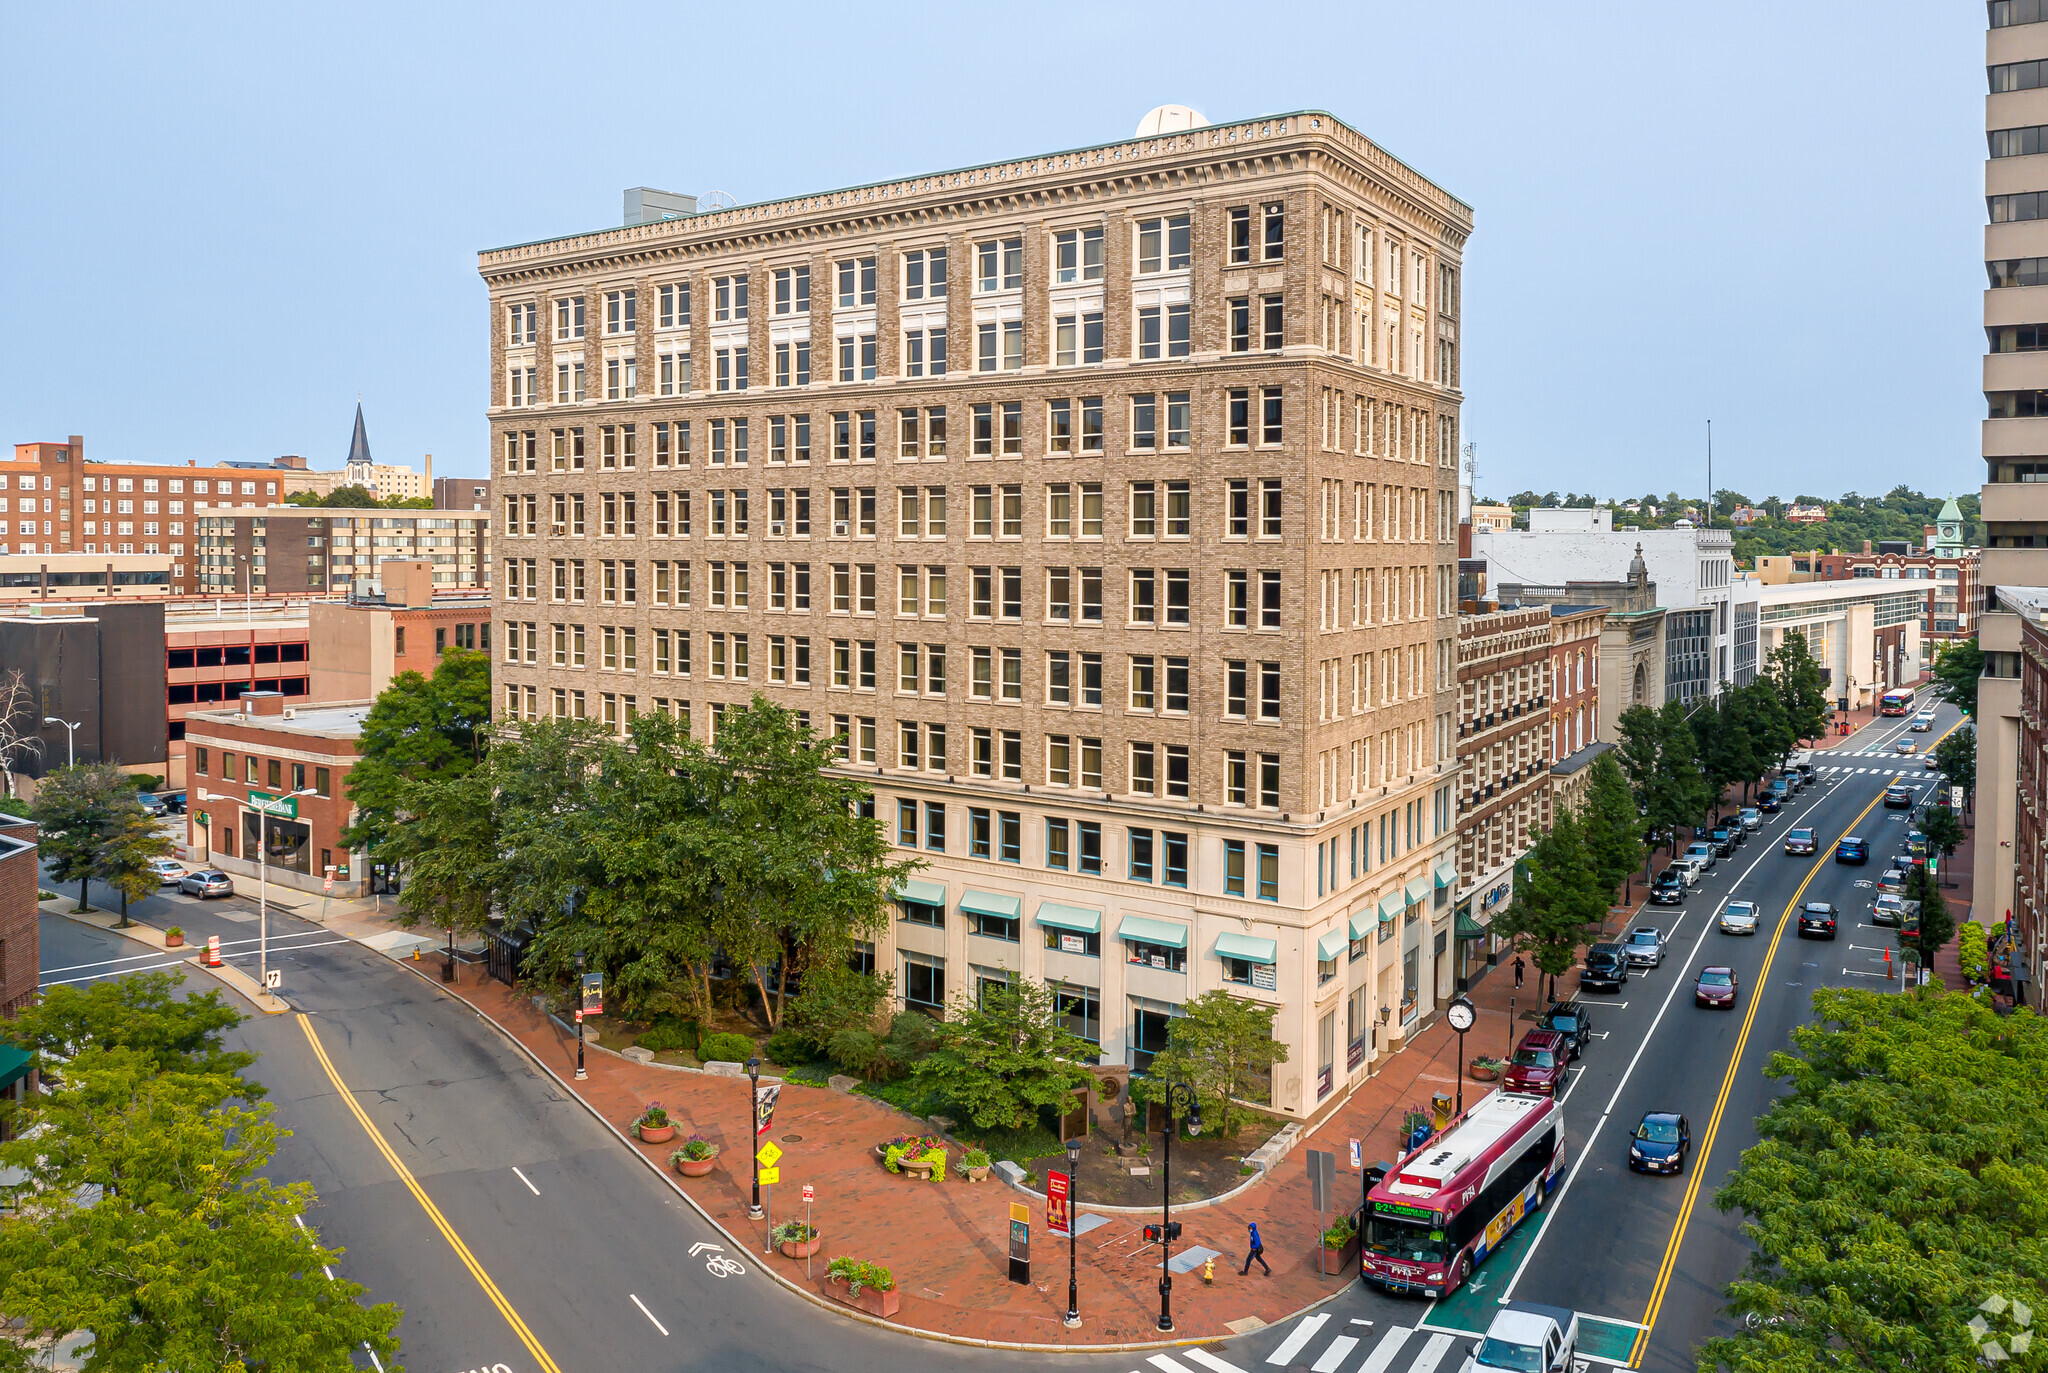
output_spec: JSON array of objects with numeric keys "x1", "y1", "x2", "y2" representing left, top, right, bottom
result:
[{"x1": 281, "y1": 900, "x2": 1577, "y2": 1348}]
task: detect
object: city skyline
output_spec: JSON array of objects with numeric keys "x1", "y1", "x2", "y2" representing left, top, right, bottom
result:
[{"x1": 2, "y1": 2, "x2": 1983, "y2": 493}]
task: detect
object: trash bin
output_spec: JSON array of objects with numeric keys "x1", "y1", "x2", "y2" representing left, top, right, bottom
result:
[{"x1": 1431, "y1": 1092, "x2": 1454, "y2": 1130}]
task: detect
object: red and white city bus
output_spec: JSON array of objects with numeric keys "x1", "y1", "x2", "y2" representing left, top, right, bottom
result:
[
  {"x1": 1880, "y1": 688, "x2": 1916, "y2": 717},
  {"x1": 1360, "y1": 1090, "x2": 1565, "y2": 1298}
]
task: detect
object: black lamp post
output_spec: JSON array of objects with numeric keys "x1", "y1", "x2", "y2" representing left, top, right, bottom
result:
[
  {"x1": 573, "y1": 950, "x2": 587, "y2": 1082},
  {"x1": 746, "y1": 1055, "x2": 764, "y2": 1220},
  {"x1": 1064, "y1": 1136, "x2": 1082, "y2": 1328},
  {"x1": 1155, "y1": 1081, "x2": 1202, "y2": 1333}
]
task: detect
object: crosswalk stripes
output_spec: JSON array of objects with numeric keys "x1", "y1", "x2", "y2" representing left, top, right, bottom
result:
[
  {"x1": 1263, "y1": 1314, "x2": 1329, "y2": 1365},
  {"x1": 1134, "y1": 1322, "x2": 1473, "y2": 1373}
]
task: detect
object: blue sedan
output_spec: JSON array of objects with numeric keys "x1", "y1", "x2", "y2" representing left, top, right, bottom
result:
[
  {"x1": 1835, "y1": 836, "x2": 1870, "y2": 865},
  {"x1": 1630, "y1": 1112, "x2": 1691, "y2": 1174}
]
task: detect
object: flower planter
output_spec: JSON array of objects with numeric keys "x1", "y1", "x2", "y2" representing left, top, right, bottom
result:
[
  {"x1": 1320, "y1": 1237, "x2": 1358, "y2": 1271},
  {"x1": 639, "y1": 1123, "x2": 676, "y2": 1144},
  {"x1": 676, "y1": 1156, "x2": 715, "y2": 1177},
  {"x1": 828, "y1": 1277, "x2": 899, "y2": 1318},
  {"x1": 780, "y1": 1235, "x2": 824, "y2": 1258},
  {"x1": 165, "y1": 933, "x2": 185, "y2": 948},
  {"x1": 964, "y1": 1165, "x2": 990, "y2": 1183},
  {"x1": 898, "y1": 1156, "x2": 937, "y2": 1179},
  {"x1": 1468, "y1": 1062, "x2": 1500, "y2": 1082}
]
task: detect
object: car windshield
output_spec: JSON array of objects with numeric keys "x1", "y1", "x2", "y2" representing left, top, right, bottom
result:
[
  {"x1": 1630, "y1": 931, "x2": 1658, "y2": 946},
  {"x1": 1790, "y1": 830, "x2": 1812, "y2": 841},
  {"x1": 1589, "y1": 951, "x2": 1622, "y2": 966},
  {"x1": 1513, "y1": 1048, "x2": 1556, "y2": 1068},
  {"x1": 1726, "y1": 903, "x2": 1754, "y2": 917},
  {"x1": 1362, "y1": 1214, "x2": 1453, "y2": 1264},
  {"x1": 1805, "y1": 904, "x2": 1831, "y2": 916},
  {"x1": 1637, "y1": 1118, "x2": 1682, "y2": 1144},
  {"x1": 1474, "y1": 1337, "x2": 1547, "y2": 1373},
  {"x1": 1547, "y1": 1012, "x2": 1579, "y2": 1031},
  {"x1": 1699, "y1": 972, "x2": 1732, "y2": 986}
]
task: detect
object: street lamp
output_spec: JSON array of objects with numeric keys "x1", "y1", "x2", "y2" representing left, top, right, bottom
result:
[
  {"x1": 200, "y1": 783, "x2": 315, "y2": 1004},
  {"x1": 42, "y1": 717, "x2": 80, "y2": 770},
  {"x1": 1445, "y1": 996, "x2": 1477, "y2": 1115},
  {"x1": 573, "y1": 950, "x2": 588, "y2": 1081},
  {"x1": 1063, "y1": 1135, "x2": 1082, "y2": 1329},
  {"x1": 1152, "y1": 1080, "x2": 1203, "y2": 1332},
  {"x1": 746, "y1": 1055, "x2": 764, "y2": 1220}
]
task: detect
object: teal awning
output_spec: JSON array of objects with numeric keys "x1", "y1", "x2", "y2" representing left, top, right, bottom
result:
[
  {"x1": 1036, "y1": 901, "x2": 1102, "y2": 934},
  {"x1": 960, "y1": 889, "x2": 1022, "y2": 920},
  {"x1": 1435, "y1": 862, "x2": 1458, "y2": 890},
  {"x1": 0, "y1": 1041, "x2": 31, "y2": 1093},
  {"x1": 893, "y1": 878, "x2": 948, "y2": 906},
  {"x1": 1405, "y1": 876, "x2": 1432, "y2": 906},
  {"x1": 1215, "y1": 932, "x2": 1278, "y2": 964},
  {"x1": 1316, "y1": 929, "x2": 1349, "y2": 963},
  {"x1": 1349, "y1": 911, "x2": 1372, "y2": 942},
  {"x1": 1118, "y1": 915, "x2": 1188, "y2": 949},
  {"x1": 1377, "y1": 892, "x2": 1407, "y2": 921},
  {"x1": 1456, "y1": 910, "x2": 1487, "y2": 940}
]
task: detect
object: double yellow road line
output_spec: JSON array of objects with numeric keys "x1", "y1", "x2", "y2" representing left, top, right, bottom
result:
[
  {"x1": 297, "y1": 1013, "x2": 565, "y2": 1373},
  {"x1": 1629, "y1": 776, "x2": 1897, "y2": 1365}
]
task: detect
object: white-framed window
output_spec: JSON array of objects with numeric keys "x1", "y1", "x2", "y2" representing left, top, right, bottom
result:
[
  {"x1": 977, "y1": 320, "x2": 1024, "y2": 372},
  {"x1": 1054, "y1": 312, "x2": 1103, "y2": 367},
  {"x1": 604, "y1": 289, "x2": 636, "y2": 335},
  {"x1": 773, "y1": 266, "x2": 810, "y2": 316},
  {"x1": 555, "y1": 295, "x2": 585, "y2": 340},
  {"x1": 976, "y1": 237, "x2": 1023, "y2": 293},
  {"x1": 837, "y1": 333, "x2": 877, "y2": 383},
  {"x1": 902, "y1": 248, "x2": 947, "y2": 300},
  {"x1": 1052, "y1": 227, "x2": 1103, "y2": 284},
  {"x1": 1135, "y1": 297, "x2": 1190, "y2": 360},
  {"x1": 1134, "y1": 215, "x2": 1191, "y2": 274},
  {"x1": 774, "y1": 339, "x2": 811, "y2": 387},
  {"x1": 659, "y1": 281, "x2": 691, "y2": 329},
  {"x1": 659, "y1": 350, "x2": 692, "y2": 396},
  {"x1": 715, "y1": 347, "x2": 749, "y2": 392},
  {"x1": 713, "y1": 275, "x2": 749, "y2": 322},
  {"x1": 836, "y1": 256, "x2": 877, "y2": 309},
  {"x1": 904, "y1": 327, "x2": 947, "y2": 377},
  {"x1": 506, "y1": 301, "x2": 537, "y2": 344},
  {"x1": 555, "y1": 360, "x2": 586, "y2": 403}
]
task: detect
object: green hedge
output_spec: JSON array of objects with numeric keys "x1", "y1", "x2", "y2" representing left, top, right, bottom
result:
[
  {"x1": 1958, "y1": 921, "x2": 1990, "y2": 984},
  {"x1": 698, "y1": 1031, "x2": 758, "y2": 1064}
]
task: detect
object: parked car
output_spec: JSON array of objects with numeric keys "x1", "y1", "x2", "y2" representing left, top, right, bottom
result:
[
  {"x1": 1788, "y1": 750, "x2": 1817, "y2": 780},
  {"x1": 1719, "y1": 899, "x2": 1760, "y2": 935},
  {"x1": 179, "y1": 869, "x2": 234, "y2": 898},
  {"x1": 1911, "y1": 712, "x2": 1936, "y2": 732},
  {"x1": 1835, "y1": 836, "x2": 1870, "y2": 865},
  {"x1": 1883, "y1": 784, "x2": 1915, "y2": 809},
  {"x1": 1709, "y1": 825, "x2": 1740, "y2": 855},
  {"x1": 1757, "y1": 791, "x2": 1784, "y2": 814},
  {"x1": 1503, "y1": 1030, "x2": 1572, "y2": 1096},
  {"x1": 1872, "y1": 895, "x2": 1921, "y2": 931},
  {"x1": 1694, "y1": 966, "x2": 1739, "y2": 1008},
  {"x1": 1784, "y1": 827, "x2": 1818, "y2": 855},
  {"x1": 1629, "y1": 1112, "x2": 1691, "y2": 1175},
  {"x1": 1798, "y1": 901, "x2": 1838, "y2": 939},
  {"x1": 162, "y1": 790, "x2": 187, "y2": 815},
  {"x1": 1878, "y1": 867, "x2": 1908, "y2": 896},
  {"x1": 1683, "y1": 842, "x2": 1717, "y2": 873},
  {"x1": 1739, "y1": 808, "x2": 1763, "y2": 831},
  {"x1": 146, "y1": 857, "x2": 187, "y2": 885},
  {"x1": 1650, "y1": 869, "x2": 1688, "y2": 905},
  {"x1": 135, "y1": 791, "x2": 166, "y2": 817},
  {"x1": 1895, "y1": 739, "x2": 1917, "y2": 756},
  {"x1": 1539, "y1": 999, "x2": 1592, "y2": 1055},
  {"x1": 1582, "y1": 943, "x2": 1630, "y2": 992},
  {"x1": 1674, "y1": 858, "x2": 1704, "y2": 886},
  {"x1": 1623, "y1": 926, "x2": 1667, "y2": 968},
  {"x1": 1925, "y1": 755, "x2": 1942, "y2": 771}
]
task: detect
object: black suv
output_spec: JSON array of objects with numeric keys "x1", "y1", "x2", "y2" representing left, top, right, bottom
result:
[
  {"x1": 1798, "y1": 902, "x2": 1839, "y2": 939},
  {"x1": 1540, "y1": 1000, "x2": 1593, "y2": 1055},
  {"x1": 1650, "y1": 868, "x2": 1687, "y2": 905},
  {"x1": 1582, "y1": 943, "x2": 1630, "y2": 992},
  {"x1": 1709, "y1": 826, "x2": 1739, "y2": 856}
]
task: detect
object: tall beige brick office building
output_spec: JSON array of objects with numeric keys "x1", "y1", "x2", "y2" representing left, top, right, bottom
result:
[{"x1": 479, "y1": 109, "x2": 1470, "y2": 1120}]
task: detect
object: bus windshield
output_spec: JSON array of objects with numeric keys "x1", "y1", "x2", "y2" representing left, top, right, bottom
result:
[{"x1": 1363, "y1": 1213, "x2": 1454, "y2": 1264}]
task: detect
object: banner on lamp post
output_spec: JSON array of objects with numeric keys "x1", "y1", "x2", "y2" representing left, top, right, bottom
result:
[
  {"x1": 579, "y1": 971, "x2": 603, "y2": 1016},
  {"x1": 1046, "y1": 1169, "x2": 1071, "y2": 1237},
  {"x1": 755, "y1": 1082, "x2": 781, "y2": 1136}
]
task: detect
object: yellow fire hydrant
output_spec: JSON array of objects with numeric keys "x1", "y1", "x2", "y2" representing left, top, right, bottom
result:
[{"x1": 1202, "y1": 1256, "x2": 1216, "y2": 1285}]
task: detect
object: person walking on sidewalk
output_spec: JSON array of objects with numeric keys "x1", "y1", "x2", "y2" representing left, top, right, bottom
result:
[
  {"x1": 1241, "y1": 1221, "x2": 1271, "y2": 1276},
  {"x1": 1513, "y1": 955, "x2": 1526, "y2": 990}
]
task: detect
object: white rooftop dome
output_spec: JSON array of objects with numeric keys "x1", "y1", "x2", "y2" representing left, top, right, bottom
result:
[{"x1": 1135, "y1": 104, "x2": 1210, "y2": 136}]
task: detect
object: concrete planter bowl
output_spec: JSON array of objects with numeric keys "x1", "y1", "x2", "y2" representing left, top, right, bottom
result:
[{"x1": 780, "y1": 1234, "x2": 824, "y2": 1259}]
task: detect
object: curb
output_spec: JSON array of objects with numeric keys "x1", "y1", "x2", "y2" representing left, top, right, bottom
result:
[
  {"x1": 392, "y1": 959, "x2": 1355, "y2": 1355},
  {"x1": 46, "y1": 905, "x2": 287, "y2": 1015}
]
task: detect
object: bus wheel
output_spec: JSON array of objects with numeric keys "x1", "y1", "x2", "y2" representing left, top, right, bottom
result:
[
  {"x1": 1456, "y1": 1251, "x2": 1472, "y2": 1289},
  {"x1": 1529, "y1": 1181, "x2": 1545, "y2": 1213}
]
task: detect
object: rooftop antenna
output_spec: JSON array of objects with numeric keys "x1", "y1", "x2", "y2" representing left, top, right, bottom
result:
[{"x1": 1705, "y1": 419, "x2": 1713, "y2": 530}]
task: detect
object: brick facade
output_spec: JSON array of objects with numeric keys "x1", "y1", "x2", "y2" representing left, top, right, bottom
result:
[{"x1": 0, "y1": 820, "x2": 39, "y2": 1020}]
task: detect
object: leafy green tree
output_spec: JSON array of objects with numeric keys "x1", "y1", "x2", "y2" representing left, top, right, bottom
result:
[
  {"x1": 1928, "y1": 638, "x2": 1983, "y2": 718},
  {"x1": 342, "y1": 647, "x2": 492, "y2": 853},
  {"x1": 1767, "y1": 631, "x2": 1831, "y2": 743},
  {"x1": 1905, "y1": 864, "x2": 1955, "y2": 969},
  {"x1": 1695, "y1": 691, "x2": 1762, "y2": 819},
  {"x1": 0, "y1": 1062, "x2": 402, "y2": 1372},
  {"x1": 96, "y1": 799, "x2": 174, "y2": 926},
  {"x1": 30, "y1": 762, "x2": 150, "y2": 914},
  {"x1": 1617, "y1": 703, "x2": 1711, "y2": 864},
  {"x1": 1145, "y1": 989, "x2": 1289, "y2": 1138},
  {"x1": 786, "y1": 963, "x2": 895, "y2": 1055},
  {"x1": 1497, "y1": 807, "x2": 1607, "y2": 1002},
  {"x1": 381, "y1": 754, "x2": 505, "y2": 938},
  {"x1": 1581, "y1": 751, "x2": 1645, "y2": 902},
  {"x1": 2, "y1": 971, "x2": 258, "y2": 1095},
  {"x1": 1704, "y1": 989, "x2": 2048, "y2": 1373},
  {"x1": 910, "y1": 979, "x2": 1097, "y2": 1131},
  {"x1": 1744, "y1": 675, "x2": 1797, "y2": 782},
  {"x1": 1933, "y1": 726, "x2": 1976, "y2": 813},
  {"x1": 1921, "y1": 804, "x2": 1965, "y2": 879},
  {"x1": 284, "y1": 483, "x2": 380, "y2": 508}
]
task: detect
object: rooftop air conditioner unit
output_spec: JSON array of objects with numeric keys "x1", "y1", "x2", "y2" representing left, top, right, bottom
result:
[{"x1": 282, "y1": 707, "x2": 297, "y2": 719}]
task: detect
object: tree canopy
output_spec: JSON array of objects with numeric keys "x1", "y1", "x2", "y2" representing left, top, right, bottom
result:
[
  {"x1": 1146, "y1": 990, "x2": 1289, "y2": 1138},
  {"x1": 341, "y1": 646, "x2": 492, "y2": 853},
  {"x1": 1766, "y1": 631, "x2": 1831, "y2": 742},
  {"x1": 1929, "y1": 639, "x2": 1983, "y2": 719},
  {"x1": 910, "y1": 980, "x2": 1097, "y2": 1131},
  {"x1": 1497, "y1": 805, "x2": 1608, "y2": 1001},
  {"x1": 30, "y1": 763, "x2": 165, "y2": 915}
]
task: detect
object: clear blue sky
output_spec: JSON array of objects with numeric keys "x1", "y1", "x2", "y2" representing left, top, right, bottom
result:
[{"x1": 1, "y1": 2, "x2": 1983, "y2": 498}]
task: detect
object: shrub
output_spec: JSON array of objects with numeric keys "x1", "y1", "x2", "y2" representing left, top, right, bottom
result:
[
  {"x1": 826, "y1": 1256, "x2": 894, "y2": 1294},
  {"x1": 698, "y1": 1031, "x2": 757, "y2": 1064},
  {"x1": 771, "y1": 1220, "x2": 818, "y2": 1245},
  {"x1": 673, "y1": 1137, "x2": 717, "y2": 1162},
  {"x1": 36, "y1": 888, "x2": 57, "y2": 900},
  {"x1": 762, "y1": 1028, "x2": 811, "y2": 1065},
  {"x1": 827, "y1": 1027, "x2": 891, "y2": 1081},
  {"x1": 1321, "y1": 1216, "x2": 1357, "y2": 1248},
  {"x1": 165, "y1": 926, "x2": 184, "y2": 939},
  {"x1": 636, "y1": 1016, "x2": 698, "y2": 1053},
  {"x1": 961, "y1": 1147, "x2": 991, "y2": 1169},
  {"x1": 786, "y1": 964, "x2": 894, "y2": 1053},
  {"x1": 1958, "y1": 921, "x2": 1990, "y2": 984},
  {"x1": 638, "y1": 1102, "x2": 669, "y2": 1129}
]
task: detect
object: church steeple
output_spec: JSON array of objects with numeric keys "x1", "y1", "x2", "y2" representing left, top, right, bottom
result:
[{"x1": 346, "y1": 402, "x2": 372, "y2": 467}]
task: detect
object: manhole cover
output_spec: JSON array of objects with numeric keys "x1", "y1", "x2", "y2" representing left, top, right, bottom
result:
[{"x1": 781, "y1": 1133, "x2": 803, "y2": 1142}]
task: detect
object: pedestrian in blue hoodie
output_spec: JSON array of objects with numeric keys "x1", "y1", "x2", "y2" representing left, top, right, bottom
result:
[{"x1": 1240, "y1": 1221, "x2": 1270, "y2": 1276}]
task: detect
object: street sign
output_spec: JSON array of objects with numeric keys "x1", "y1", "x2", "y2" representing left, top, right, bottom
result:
[
  {"x1": 1046, "y1": 1169, "x2": 1071, "y2": 1237},
  {"x1": 323, "y1": 876, "x2": 334, "y2": 893},
  {"x1": 1349, "y1": 1137, "x2": 1362, "y2": 1169},
  {"x1": 801, "y1": 1183, "x2": 815, "y2": 1202},
  {"x1": 758, "y1": 1166, "x2": 780, "y2": 1186},
  {"x1": 263, "y1": 968, "x2": 281, "y2": 990},
  {"x1": 580, "y1": 971, "x2": 603, "y2": 1016},
  {"x1": 755, "y1": 1141, "x2": 783, "y2": 1169},
  {"x1": 247, "y1": 789, "x2": 298, "y2": 820},
  {"x1": 1307, "y1": 1148, "x2": 1336, "y2": 1212},
  {"x1": 1951, "y1": 786, "x2": 1965, "y2": 810}
]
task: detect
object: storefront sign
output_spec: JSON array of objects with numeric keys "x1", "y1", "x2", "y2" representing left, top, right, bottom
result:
[
  {"x1": 1481, "y1": 881, "x2": 1510, "y2": 909},
  {"x1": 1251, "y1": 962, "x2": 1277, "y2": 991},
  {"x1": 247, "y1": 789, "x2": 298, "y2": 820}
]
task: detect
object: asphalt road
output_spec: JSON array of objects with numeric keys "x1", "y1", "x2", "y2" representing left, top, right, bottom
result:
[{"x1": 31, "y1": 706, "x2": 1960, "y2": 1373}]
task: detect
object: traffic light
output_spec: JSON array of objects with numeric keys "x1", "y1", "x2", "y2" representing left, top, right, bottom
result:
[{"x1": 1142, "y1": 1222, "x2": 1183, "y2": 1244}]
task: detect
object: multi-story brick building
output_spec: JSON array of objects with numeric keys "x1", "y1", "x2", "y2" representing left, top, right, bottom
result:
[
  {"x1": 183, "y1": 692, "x2": 369, "y2": 899},
  {"x1": 192, "y1": 509, "x2": 490, "y2": 595},
  {"x1": 479, "y1": 108, "x2": 1470, "y2": 1117},
  {"x1": 1452, "y1": 606, "x2": 1551, "y2": 947},
  {"x1": 309, "y1": 560, "x2": 495, "y2": 702},
  {"x1": 1545, "y1": 603, "x2": 1609, "y2": 815}
]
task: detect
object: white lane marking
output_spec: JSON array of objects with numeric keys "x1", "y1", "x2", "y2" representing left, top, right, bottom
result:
[
  {"x1": 1357, "y1": 1327, "x2": 1416, "y2": 1373},
  {"x1": 41, "y1": 959, "x2": 189, "y2": 986},
  {"x1": 293, "y1": 1215, "x2": 386, "y2": 1370},
  {"x1": 1148, "y1": 1356, "x2": 1198, "y2": 1373},
  {"x1": 1311, "y1": 1335, "x2": 1359, "y2": 1372},
  {"x1": 629, "y1": 1293, "x2": 669, "y2": 1336},
  {"x1": 1185, "y1": 1351, "x2": 1251, "y2": 1373},
  {"x1": 1266, "y1": 1313, "x2": 1329, "y2": 1365},
  {"x1": 512, "y1": 1166, "x2": 540, "y2": 1196},
  {"x1": 1411, "y1": 1333, "x2": 1456, "y2": 1372},
  {"x1": 36, "y1": 925, "x2": 339, "y2": 977}
]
